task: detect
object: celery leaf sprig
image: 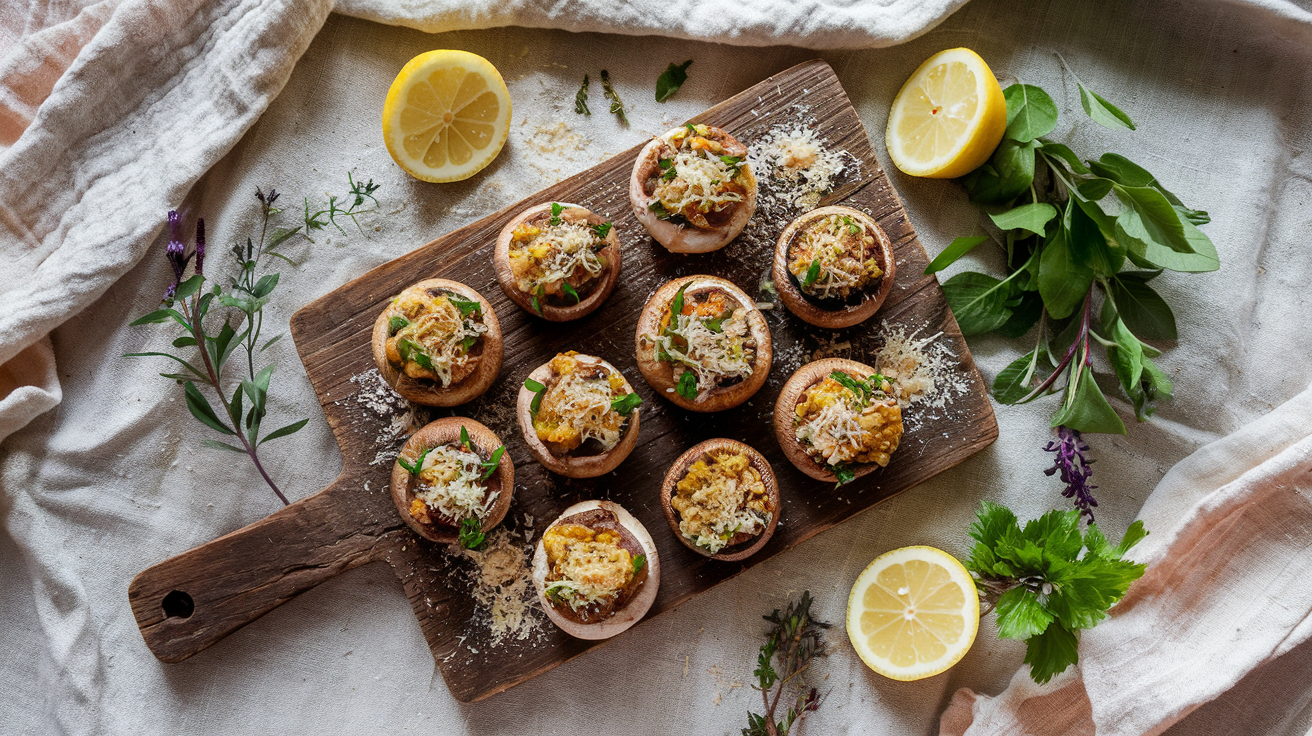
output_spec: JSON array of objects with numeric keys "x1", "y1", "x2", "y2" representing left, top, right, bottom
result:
[
  {"x1": 965, "y1": 502, "x2": 1147, "y2": 684},
  {"x1": 744, "y1": 591, "x2": 827, "y2": 736}
]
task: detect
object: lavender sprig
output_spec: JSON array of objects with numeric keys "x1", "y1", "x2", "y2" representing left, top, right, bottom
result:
[{"x1": 1043, "y1": 425, "x2": 1097, "y2": 521}]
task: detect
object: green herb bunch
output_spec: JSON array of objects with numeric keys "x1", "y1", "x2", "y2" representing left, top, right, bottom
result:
[
  {"x1": 744, "y1": 591, "x2": 827, "y2": 736},
  {"x1": 934, "y1": 69, "x2": 1217, "y2": 435},
  {"x1": 966, "y1": 502, "x2": 1147, "y2": 684},
  {"x1": 127, "y1": 188, "x2": 315, "y2": 505}
]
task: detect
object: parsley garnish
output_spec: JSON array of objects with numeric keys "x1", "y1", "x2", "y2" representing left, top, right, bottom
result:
[
  {"x1": 704, "y1": 312, "x2": 728, "y2": 333},
  {"x1": 676, "y1": 371, "x2": 698, "y2": 399},
  {"x1": 966, "y1": 502, "x2": 1148, "y2": 684},
  {"x1": 447, "y1": 296, "x2": 481, "y2": 317},
  {"x1": 561, "y1": 282, "x2": 580, "y2": 304},
  {"x1": 655, "y1": 60, "x2": 692, "y2": 103},
  {"x1": 658, "y1": 157, "x2": 677, "y2": 182},
  {"x1": 611, "y1": 392, "x2": 642, "y2": 416},
  {"x1": 802, "y1": 258, "x2": 821, "y2": 289},
  {"x1": 685, "y1": 122, "x2": 698, "y2": 136},
  {"x1": 398, "y1": 338, "x2": 433, "y2": 370},
  {"x1": 574, "y1": 74, "x2": 590, "y2": 115},
  {"x1": 388, "y1": 315, "x2": 409, "y2": 334},
  {"x1": 459, "y1": 335, "x2": 478, "y2": 353},
  {"x1": 590, "y1": 222, "x2": 613, "y2": 239},
  {"x1": 600, "y1": 70, "x2": 627, "y2": 125},
  {"x1": 832, "y1": 463, "x2": 855, "y2": 488},
  {"x1": 396, "y1": 446, "x2": 431, "y2": 476},
  {"x1": 530, "y1": 284, "x2": 545, "y2": 315},
  {"x1": 840, "y1": 216, "x2": 860, "y2": 235},
  {"x1": 479, "y1": 445, "x2": 505, "y2": 481},
  {"x1": 458, "y1": 517, "x2": 486, "y2": 550},
  {"x1": 828, "y1": 370, "x2": 870, "y2": 402},
  {"x1": 524, "y1": 377, "x2": 546, "y2": 415},
  {"x1": 669, "y1": 283, "x2": 688, "y2": 322},
  {"x1": 459, "y1": 425, "x2": 471, "y2": 450},
  {"x1": 648, "y1": 201, "x2": 672, "y2": 220},
  {"x1": 548, "y1": 202, "x2": 564, "y2": 226},
  {"x1": 631, "y1": 553, "x2": 647, "y2": 574}
]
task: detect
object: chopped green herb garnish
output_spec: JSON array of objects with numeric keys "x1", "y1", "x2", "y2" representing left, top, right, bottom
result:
[
  {"x1": 655, "y1": 60, "x2": 692, "y2": 103},
  {"x1": 832, "y1": 463, "x2": 856, "y2": 488},
  {"x1": 648, "y1": 201, "x2": 672, "y2": 220},
  {"x1": 704, "y1": 312, "x2": 728, "y2": 333},
  {"x1": 719, "y1": 154, "x2": 742, "y2": 168},
  {"x1": 658, "y1": 158, "x2": 678, "y2": 182},
  {"x1": 549, "y1": 202, "x2": 564, "y2": 226},
  {"x1": 396, "y1": 446, "x2": 431, "y2": 476},
  {"x1": 388, "y1": 315, "x2": 409, "y2": 334},
  {"x1": 460, "y1": 425, "x2": 471, "y2": 451},
  {"x1": 524, "y1": 377, "x2": 547, "y2": 416},
  {"x1": 562, "y1": 282, "x2": 580, "y2": 304},
  {"x1": 479, "y1": 445, "x2": 505, "y2": 481},
  {"x1": 574, "y1": 75, "x2": 590, "y2": 116},
  {"x1": 459, "y1": 335, "x2": 478, "y2": 353},
  {"x1": 840, "y1": 216, "x2": 860, "y2": 235},
  {"x1": 676, "y1": 371, "x2": 698, "y2": 399},
  {"x1": 685, "y1": 122, "x2": 698, "y2": 136},
  {"x1": 530, "y1": 284, "x2": 545, "y2": 315},
  {"x1": 632, "y1": 553, "x2": 647, "y2": 574},
  {"x1": 458, "y1": 517, "x2": 486, "y2": 550},
  {"x1": 669, "y1": 283, "x2": 688, "y2": 322},
  {"x1": 591, "y1": 222, "x2": 613, "y2": 240},
  {"x1": 829, "y1": 370, "x2": 870, "y2": 402},
  {"x1": 611, "y1": 392, "x2": 642, "y2": 416},
  {"x1": 448, "y1": 296, "x2": 482, "y2": 317},
  {"x1": 803, "y1": 259, "x2": 821, "y2": 289}
]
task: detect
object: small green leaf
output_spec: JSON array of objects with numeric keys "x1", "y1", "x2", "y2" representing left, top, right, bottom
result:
[
  {"x1": 174, "y1": 275, "x2": 205, "y2": 301},
  {"x1": 993, "y1": 349, "x2": 1046, "y2": 404},
  {"x1": 460, "y1": 425, "x2": 471, "y2": 450},
  {"x1": 388, "y1": 316, "x2": 409, "y2": 335},
  {"x1": 201, "y1": 439, "x2": 246, "y2": 453},
  {"x1": 574, "y1": 74, "x2": 590, "y2": 115},
  {"x1": 960, "y1": 139, "x2": 1037, "y2": 205},
  {"x1": 1076, "y1": 178, "x2": 1115, "y2": 201},
  {"x1": 1110, "y1": 274, "x2": 1177, "y2": 340},
  {"x1": 124, "y1": 352, "x2": 210, "y2": 382},
  {"x1": 591, "y1": 222, "x2": 613, "y2": 239},
  {"x1": 448, "y1": 296, "x2": 482, "y2": 317},
  {"x1": 525, "y1": 378, "x2": 547, "y2": 415},
  {"x1": 183, "y1": 381, "x2": 234, "y2": 435},
  {"x1": 600, "y1": 69, "x2": 627, "y2": 124},
  {"x1": 995, "y1": 587, "x2": 1055, "y2": 641},
  {"x1": 1003, "y1": 84, "x2": 1058, "y2": 143},
  {"x1": 251, "y1": 273, "x2": 280, "y2": 298},
  {"x1": 941, "y1": 271, "x2": 1014, "y2": 335},
  {"x1": 1038, "y1": 227, "x2": 1094, "y2": 320},
  {"x1": 611, "y1": 392, "x2": 642, "y2": 416},
  {"x1": 1078, "y1": 84, "x2": 1136, "y2": 130},
  {"x1": 669, "y1": 283, "x2": 688, "y2": 320},
  {"x1": 832, "y1": 463, "x2": 856, "y2": 488},
  {"x1": 1024, "y1": 620, "x2": 1080, "y2": 684},
  {"x1": 1051, "y1": 364, "x2": 1127, "y2": 435},
  {"x1": 802, "y1": 258, "x2": 821, "y2": 288},
  {"x1": 480, "y1": 445, "x2": 505, "y2": 480},
  {"x1": 458, "y1": 518, "x2": 486, "y2": 550},
  {"x1": 1112, "y1": 520, "x2": 1149, "y2": 558},
  {"x1": 259, "y1": 418, "x2": 309, "y2": 445},
  {"x1": 129, "y1": 308, "x2": 189, "y2": 328},
  {"x1": 648, "y1": 200, "x2": 672, "y2": 220},
  {"x1": 676, "y1": 371, "x2": 697, "y2": 399},
  {"x1": 925, "y1": 236, "x2": 989, "y2": 274},
  {"x1": 549, "y1": 202, "x2": 564, "y2": 226},
  {"x1": 1036, "y1": 141, "x2": 1091, "y2": 175},
  {"x1": 562, "y1": 282, "x2": 580, "y2": 304},
  {"x1": 655, "y1": 60, "x2": 693, "y2": 102},
  {"x1": 632, "y1": 553, "x2": 647, "y2": 574},
  {"x1": 990, "y1": 203, "x2": 1058, "y2": 238},
  {"x1": 172, "y1": 336, "x2": 197, "y2": 348}
]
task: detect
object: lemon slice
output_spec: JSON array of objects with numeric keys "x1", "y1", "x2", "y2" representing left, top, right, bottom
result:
[
  {"x1": 846, "y1": 545, "x2": 980, "y2": 681},
  {"x1": 885, "y1": 48, "x2": 1007, "y2": 179},
  {"x1": 382, "y1": 50, "x2": 512, "y2": 183}
]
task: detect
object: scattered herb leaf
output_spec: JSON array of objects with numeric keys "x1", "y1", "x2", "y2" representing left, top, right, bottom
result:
[
  {"x1": 574, "y1": 74, "x2": 590, "y2": 115},
  {"x1": 655, "y1": 60, "x2": 693, "y2": 103},
  {"x1": 600, "y1": 70, "x2": 627, "y2": 125}
]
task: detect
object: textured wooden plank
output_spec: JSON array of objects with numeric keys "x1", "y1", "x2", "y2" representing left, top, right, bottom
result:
[{"x1": 129, "y1": 59, "x2": 997, "y2": 701}]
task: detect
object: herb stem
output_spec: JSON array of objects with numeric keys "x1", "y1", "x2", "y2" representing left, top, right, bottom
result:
[{"x1": 1015, "y1": 286, "x2": 1093, "y2": 404}]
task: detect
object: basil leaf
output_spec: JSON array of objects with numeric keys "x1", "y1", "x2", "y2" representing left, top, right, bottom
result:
[
  {"x1": 832, "y1": 463, "x2": 856, "y2": 488},
  {"x1": 562, "y1": 282, "x2": 580, "y2": 304},
  {"x1": 1076, "y1": 177, "x2": 1115, "y2": 201},
  {"x1": 659, "y1": 158, "x2": 678, "y2": 182},
  {"x1": 704, "y1": 314, "x2": 727, "y2": 333},
  {"x1": 1036, "y1": 141, "x2": 1091, "y2": 175},
  {"x1": 611, "y1": 392, "x2": 642, "y2": 416},
  {"x1": 1038, "y1": 226, "x2": 1093, "y2": 320},
  {"x1": 1078, "y1": 83, "x2": 1136, "y2": 131},
  {"x1": 676, "y1": 371, "x2": 698, "y2": 399},
  {"x1": 1050, "y1": 364, "x2": 1126, "y2": 434},
  {"x1": 574, "y1": 74, "x2": 590, "y2": 115},
  {"x1": 990, "y1": 203, "x2": 1057, "y2": 238},
  {"x1": 1106, "y1": 317, "x2": 1145, "y2": 395},
  {"x1": 993, "y1": 348, "x2": 1048, "y2": 404},
  {"x1": 941, "y1": 271, "x2": 1015, "y2": 335},
  {"x1": 1110, "y1": 273, "x2": 1177, "y2": 340},
  {"x1": 655, "y1": 60, "x2": 693, "y2": 102},
  {"x1": 458, "y1": 518, "x2": 486, "y2": 550},
  {"x1": 1068, "y1": 199, "x2": 1119, "y2": 276},
  {"x1": 1124, "y1": 216, "x2": 1219, "y2": 273},
  {"x1": 960, "y1": 139, "x2": 1037, "y2": 205},
  {"x1": 1114, "y1": 185, "x2": 1192, "y2": 260},
  {"x1": 719, "y1": 155, "x2": 742, "y2": 167},
  {"x1": 1003, "y1": 84, "x2": 1058, "y2": 143},
  {"x1": 925, "y1": 235, "x2": 989, "y2": 275},
  {"x1": 388, "y1": 315, "x2": 409, "y2": 334},
  {"x1": 447, "y1": 296, "x2": 482, "y2": 317},
  {"x1": 524, "y1": 377, "x2": 546, "y2": 415},
  {"x1": 803, "y1": 258, "x2": 821, "y2": 288},
  {"x1": 994, "y1": 289, "x2": 1044, "y2": 339}
]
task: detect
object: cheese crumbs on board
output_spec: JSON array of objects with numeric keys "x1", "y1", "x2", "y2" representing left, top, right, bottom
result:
[
  {"x1": 873, "y1": 324, "x2": 970, "y2": 412},
  {"x1": 746, "y1": 123, "x2": 849, "y2": 215},
  {"x1": 457, "y1": 529, "x2": 546, "y2": 646}
]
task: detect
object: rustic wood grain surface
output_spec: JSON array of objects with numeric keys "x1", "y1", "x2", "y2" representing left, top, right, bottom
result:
[{"x1": 128, "y1": 59, "x2": 998, "y2": 703}]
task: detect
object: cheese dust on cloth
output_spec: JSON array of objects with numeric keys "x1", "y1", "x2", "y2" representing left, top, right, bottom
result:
[{"x1": 940, "y1": 385, "x2": 1312, "y2": 736}]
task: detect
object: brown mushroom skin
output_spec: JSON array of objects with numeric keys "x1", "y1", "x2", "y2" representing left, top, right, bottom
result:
[
  {"x1": 389, "y1": 417, "x2": 514, "y2": 545},
  {"x1": 773, "y1": 358, "x2": 896, "y2": 483},
  {"x1": 634, "y1": 275, "x2": 772, "y2": 413},
  {"x1": 516, "y1": 354, "x2": 641, "y2": 478},
  {"x1": 772, "y1": 206, "x2": 897, "y2": 329},
  {"x1": 493, "y1": 202, "x2": 622, "y2": 321},
  {"x1": 660, "y1": 438, "x2": 781, "y2": 562},
  {"x1": 371, "y1": 279, "x2": 503, "y2": 407},
  {"x1": 531, "y1": 500, "x2": 660, "y2": 640},
  {"x1": 629, "y1": 125, "x2": 758, "y2": 254}
]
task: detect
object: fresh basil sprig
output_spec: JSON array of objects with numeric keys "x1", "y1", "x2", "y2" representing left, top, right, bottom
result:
[
  {"x1": 655, "y1": 60, "x2": 692, "y2": 103},
  {"x1": 936, "y1": 72, "x2": 1212, "y2": 437},
  {"x1": 648, "y1": 201, "x2": 672, "y2": 220},
  {"x1": 611, "y1": 392, "x2": 642, "y2": 416}
]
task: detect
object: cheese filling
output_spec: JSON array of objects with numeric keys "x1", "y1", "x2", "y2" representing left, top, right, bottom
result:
[
  {"x1": 649, "y1": 287, "x2": 756, "y2": 401},
  {"x1": 533, "y1": 352, "x2": 631, "y2": 453},
  {"x1": 542, "y1": 524, "x2": 635, "y2": 612},
  {"x1": 411, "y1": 444, "x2": 498, "y2": 523},
  {"x1": 672, "y1": 450, "x2": 771, "y2": 553},
  {"x1": 787, "y1": 213, "x2": 882, "y2": 301},
  {"x1": 385, "y1": 292, "x2": 487, "y2": 387},
  {"x1": 794, "y1": 374, "x2": 903, "y2": 468},
  {"x1": 649, "y1": 125, "x2": 751, "y2": 228},
  {"x1": 507, "y1": 210, "x2": 608, "y2": 299}
]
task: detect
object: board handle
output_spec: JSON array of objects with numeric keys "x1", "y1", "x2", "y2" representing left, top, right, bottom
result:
[{"x1": 128, "y1": 474, "x2": 399, "y2": 663}]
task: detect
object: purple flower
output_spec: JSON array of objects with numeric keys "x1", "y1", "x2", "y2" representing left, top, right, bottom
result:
[
  {"x1": 1044, "y1": 426, "x2": 1098, "y2": 521},
  {"x1": 161, "y1": 210, "x2": 198, "y2": 303},
  {"x1": 194, "y1": 218, "x2": 206, "y2": 276}
]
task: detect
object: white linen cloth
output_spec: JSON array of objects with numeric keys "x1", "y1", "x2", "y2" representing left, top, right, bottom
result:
[{"x1": 3, "y1": 0, "x2": 1312, "y2": 734}]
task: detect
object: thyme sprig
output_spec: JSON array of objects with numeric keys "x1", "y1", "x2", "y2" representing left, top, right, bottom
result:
[
  {"x1": 303, "y1": 173, "x2": 381, "y2": 240},
  {"x1": 744, "y1": 591, "x2": 827, "y2": 736}
]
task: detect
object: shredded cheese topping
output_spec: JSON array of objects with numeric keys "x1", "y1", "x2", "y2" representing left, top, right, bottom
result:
[
  {"x1": 507, "y1": 209, "x2": 608, "y2": 298},
  {"x1": 650, "y1": 288, "x2": 756, "y2": 401},
  {"x1": 385, "y1": 292, "x2": 486, "y2": 387},
  {"x1": 672, "y1": 450, "x2": 771, "y2": 553},
  {"x1": 542, "y1": 524, "x2": 635, "y2": 613},
  {"x1": 412, "y1": 444, "x2": 497, "y2": 523},
  {"x1": 533, "y1": 352, "x2": 631, "y2": 453},
  {"x1": 649, "y1": 125, "x2": 751, "y2": 228},
  {"x1": 787, "y1": 213, "x2": 883, "y2": 300},
  {"x1": 794, "y1": 374, "x2": 903, "y2": 468},
  {"x1": 746, "y1": 123, "x2": 848, "y2": 214}
]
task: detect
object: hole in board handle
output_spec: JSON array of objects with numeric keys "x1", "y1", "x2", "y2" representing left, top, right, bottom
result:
[{"x1": 162, "y1": 590, "x2": 194, "y2": 619}]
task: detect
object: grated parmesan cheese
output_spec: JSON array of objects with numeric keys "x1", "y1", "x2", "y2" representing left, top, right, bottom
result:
[
  {"x1": 872, "y1": 325, "x2": 971, "y2": 412},
  {"x1": 413, "y1": 444, "x2": 497, "y2": 522},
  {"x1": 654, "y1": 310, "x2": 754, "y2": 401},
  {"x1": 746, "y1": 123, "x2": 849, "y2": 215},
  {"x1": 457, "y1": 529, "x2": 545, "y2": 646}
]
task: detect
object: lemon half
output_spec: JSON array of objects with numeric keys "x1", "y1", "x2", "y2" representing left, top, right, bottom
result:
[
  {"x1": 885, "y1": 48, "x2": 1006, "y2": 179},
  {"x1": 846, "y1": 545, "x2": 980, "y2": 681},
  {"x1": 382, "y1": 50, "x2": 512, "y2": 183}
]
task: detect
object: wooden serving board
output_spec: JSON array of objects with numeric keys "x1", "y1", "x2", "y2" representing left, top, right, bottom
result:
[{"x1": 128, "y1": 59, "x2": 997, "y2": 702}]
